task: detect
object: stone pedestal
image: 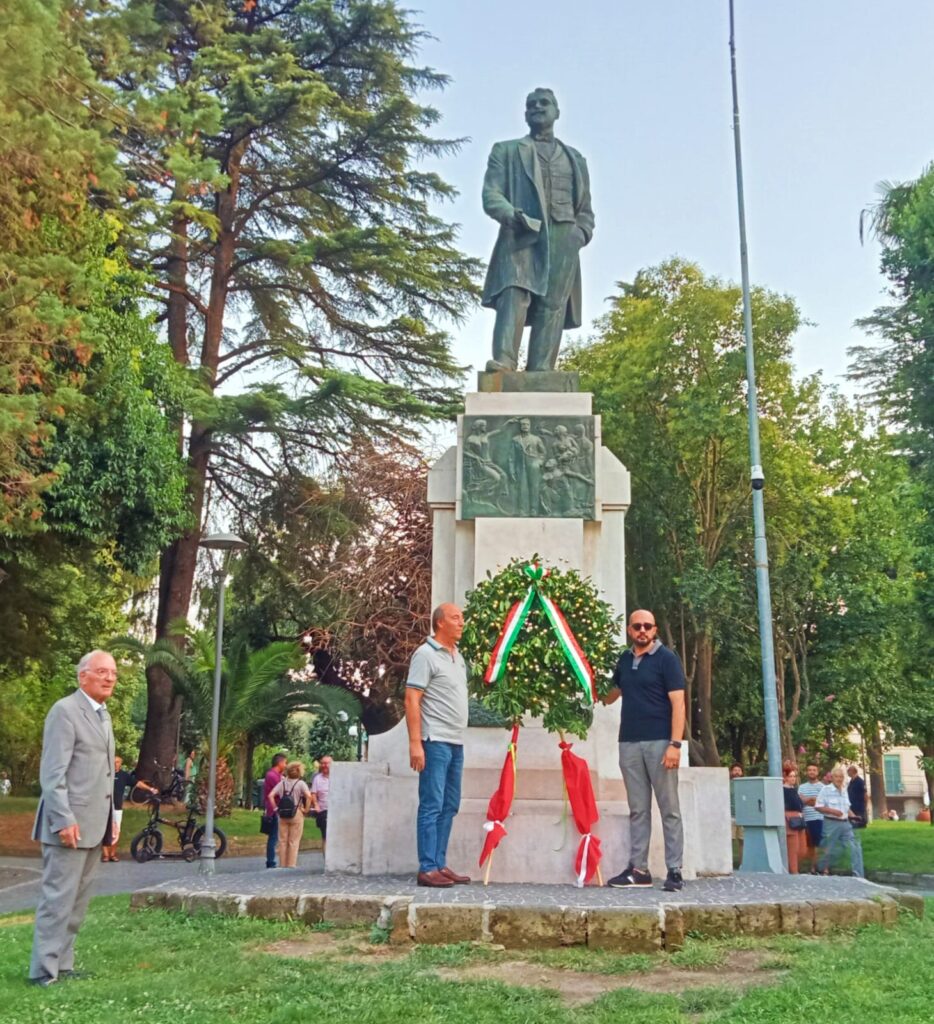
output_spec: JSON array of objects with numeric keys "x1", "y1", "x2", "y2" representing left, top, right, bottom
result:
[{"x1": 326, "y1": 387, "x2": 733, "y2": 883}]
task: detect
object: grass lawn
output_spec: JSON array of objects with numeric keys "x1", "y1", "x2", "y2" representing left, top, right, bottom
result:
[
  {"x1": 0, "y1": 896, "x2": 931, "y2": 1024},
  {"x1": 861, "y1": 821, "x2": 934, "y2": 876},
  {"x1": 0, "y1": 797, "x2": 321, "y2": 857}
]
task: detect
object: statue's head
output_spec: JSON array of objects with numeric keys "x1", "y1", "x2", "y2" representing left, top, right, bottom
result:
[
  {"x1": 525, "y1": 88, "x2": 559, "y2": 133},
  {"x1": 554, "y1": 425, "x2": 567, "y2": 438},
  {"x1": 519, "y1": 417, "x2": 532, "y2": 433},
  {"x1": 473, "y1": 419, "x2": 487, "y2": 433}
]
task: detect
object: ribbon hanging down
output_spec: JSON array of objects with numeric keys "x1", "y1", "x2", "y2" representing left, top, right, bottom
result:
[{"x1": 484, "y1": 563, "x2": 597, "y2": 705}]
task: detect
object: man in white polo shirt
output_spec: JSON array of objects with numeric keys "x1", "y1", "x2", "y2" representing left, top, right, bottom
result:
[{"x1": 405, "y1": 603, "x2": 471, "y2": 888}]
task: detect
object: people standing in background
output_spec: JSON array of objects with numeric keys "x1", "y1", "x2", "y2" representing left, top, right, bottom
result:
[
  {"x1": 267, "y1": 761, "x2": 311, "y2": 868},
  {"x1": 102, "y1": 755, "x2": 156, "y2": 862},
  {"x1": 816, "y1": 766, "x2": 864, "y2": 877},
  {"x1": 847, "y1": 765, "x2": 867, "y2": 827},
  {"x1": 262, "y1": 753, "x2": 287, "y2": 869},
  {"x1": 309, "y1": 755, "x2": 332, "y2": 854},
  {"x1": 0, "y1": 771, "x2": 11, "y2": 796},
  {"x1": 797, "y1": 762, "x2": 824, "y2": 874},
  {"x1": 782, "y1": 763, "x2": 807, "y2": 874}
]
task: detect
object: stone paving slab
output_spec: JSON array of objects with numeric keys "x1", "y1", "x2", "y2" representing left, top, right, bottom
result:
[{"x1": 130, "y1": 870, "x2": 921, "y2": 952}]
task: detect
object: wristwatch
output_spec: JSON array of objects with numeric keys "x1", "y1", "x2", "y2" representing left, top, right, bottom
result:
[{"x1": 668, "y1": 741, "x2": 682, "y2": 749}]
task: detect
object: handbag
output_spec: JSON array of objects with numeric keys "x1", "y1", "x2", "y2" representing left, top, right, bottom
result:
[
  {"x1": 788, "y1": 815, "x2": 807, "y2": 831},
  {"x1": 260, "y1": 813, "x2": 275, "y2": 835}
]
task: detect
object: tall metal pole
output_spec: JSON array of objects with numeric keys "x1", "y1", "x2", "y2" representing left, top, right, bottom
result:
[
  {"x1": 728, "y1": 0, "x2": 783, "y2": 779},
  {"x1": 200, "y1": 556, "x2": 228, "y2": 875}
]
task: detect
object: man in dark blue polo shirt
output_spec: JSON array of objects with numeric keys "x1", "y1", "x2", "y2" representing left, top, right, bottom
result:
[{"x1": 604, "y1": 610, "x2": 687, "y2": 892}]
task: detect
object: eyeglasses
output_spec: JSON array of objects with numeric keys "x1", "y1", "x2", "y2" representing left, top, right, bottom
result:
[{"x1": 630, "y1": 622, "x2": 656, "y2": 632}]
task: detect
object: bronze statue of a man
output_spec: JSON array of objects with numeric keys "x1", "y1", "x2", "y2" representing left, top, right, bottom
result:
[{"x1": 481, "y1": 88, "x2": 595, "y2": 372}]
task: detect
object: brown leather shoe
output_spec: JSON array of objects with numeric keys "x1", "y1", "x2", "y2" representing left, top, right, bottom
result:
[
  {"x1": 417, "y1": 869, "x2": 454, "y2": 888},
  {"x1": 440, "y1": 866, "x2": 471, "y2": 884}
]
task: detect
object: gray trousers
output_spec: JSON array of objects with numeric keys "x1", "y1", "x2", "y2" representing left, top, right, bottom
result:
[
  {"x1": 619, "y1": 740, "x2": 683, "y2": 872},
  {"x1": 30, "y1": 843, "x2": 101, "y2": 979},
  {"x1": 817, "y1": 818, "x2": 864, "y2": 877}
]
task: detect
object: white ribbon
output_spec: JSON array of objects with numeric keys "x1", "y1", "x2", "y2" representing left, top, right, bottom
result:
[
  {"x1": 576, "y1": 833, "x2": 592, "y2": 888},
  {"x1": 483, "y1": 819, "x2": 505, "y2": 832}
]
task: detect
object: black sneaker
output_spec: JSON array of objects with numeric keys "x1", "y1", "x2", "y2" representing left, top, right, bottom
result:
[
  {"x1": 663, "y1": 869, "x2": 684, "y2": 892},
  {"x1": 607, "y1": 864, "x2": 653, "y2": 888}
]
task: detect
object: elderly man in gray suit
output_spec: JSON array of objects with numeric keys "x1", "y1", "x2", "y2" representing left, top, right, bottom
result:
[
  {"x1": 482, "y1": 87, "x2": 595, "y2": 373},
  {"x1": 29, "y1": 649, "x2": 117, "y2": 986}
]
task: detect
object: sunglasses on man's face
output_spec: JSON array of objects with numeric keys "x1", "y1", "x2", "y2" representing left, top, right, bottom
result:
[{"x1": 630, "y1": 622, "x2": 656, "y2": 632}]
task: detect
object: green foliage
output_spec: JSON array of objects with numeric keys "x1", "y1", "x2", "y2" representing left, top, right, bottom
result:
[
  {"x1": 0, "y1": 0, "x2": 122, "y2": 534},
  {"x1": 460, "y1": 557, "x2": 620, "y2": 737},
  {"x1": 306, "y1": 714, "x2": 357, "y2": 764}
]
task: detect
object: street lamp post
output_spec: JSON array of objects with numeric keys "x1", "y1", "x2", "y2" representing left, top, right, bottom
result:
[
  {"x1": 728, "y1": 1, "x2": 786, "y2": 872},
  {"x1": 199, "y1": 532, "x2": 247, "y2": 875}
]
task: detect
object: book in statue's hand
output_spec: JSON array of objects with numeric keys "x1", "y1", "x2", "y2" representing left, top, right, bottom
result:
[{"x1": 518, "y1": 212, "x2": 542, "y2": 233}]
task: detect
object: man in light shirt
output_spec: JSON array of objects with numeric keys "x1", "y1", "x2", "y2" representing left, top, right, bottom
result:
[
  {"x1": 797, "y1": 762, "x2": 824, "y2": 874},
  {"x1": 815, "y1": 765, "x2": 864, "y2": 877}
]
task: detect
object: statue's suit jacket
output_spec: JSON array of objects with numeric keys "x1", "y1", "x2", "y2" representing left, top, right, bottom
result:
[
  {"x1": 481, "y1": 135, "x2": 595, "y2": 328},
  {"x1": 33, "y1": 689, "x2": 115, "y2": 848}
]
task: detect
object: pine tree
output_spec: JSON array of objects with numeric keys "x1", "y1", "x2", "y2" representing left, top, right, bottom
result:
[{"x1": 80, "y1": 1, "x2": 481, "y2": 774}]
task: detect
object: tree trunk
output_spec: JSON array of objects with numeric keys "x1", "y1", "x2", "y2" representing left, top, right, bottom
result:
[
  {"x1": 136, "y1": 141, "x2": 245, "y2": 780},
  {"x1": 245, "y1": 732, "x2": 257, "y2": 809},
  {"x1": 692, "y1": 634, "x2": 720, "y2": 765},
  {"x1": 920, "y1": 740, "x2": 934, "y2": 827},
  {"x1": 867, "y1": 729, "x2": 888, "y2": 820}
]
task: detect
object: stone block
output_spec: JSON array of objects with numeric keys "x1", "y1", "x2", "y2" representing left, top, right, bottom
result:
[
  {"x1": 779, "y1": 901, "x2": 814, "y2": 935},
  {"x1": 679, "y1": 904, "x2": 738, "y2": 939},
  {"x1": 488, "y1": 907, "x2": 584, "y2": 949},
  {"x1": 586, "y1": 908, "x2": 662, "y2": 952},
  {"x1": 412, "y1": 904, "x2": 484, "y2": 945},
  {"x1": 661, "y1": 906, "x2": 685, "y2": 951},
  {"x1": 736, "y1": 902, "x2": 782, "y2": 937},
  {"x1": 297, "y1": 894, "x2": 326, "y2": 925},
  {"x1": 879, "y1": 897, "x2": 899, "y2": 926},
  {"x1": 810, "y1": 900, "x2": 858, "y2": 935},
  {"x1": 853, "y1": 899, "x2": 884, "y2": 927},
  {"x1": 891, "y1": 891, "x2": 925, "y2": 918},
  {"x1": 476, "y1": 370, "x2": 581, "y2": 393},
  {"x1": 382, "y1": 898, "x2": 412, "y2": 944},
  {"x1": 130, "y1": 890, "x2": 166, "y2": 910},
  {"x1": 186, "y1": 892, "x2": 242, "y2": 917},
  {"x1": 245, "y1": 895, "x2": 299, "y2": 921},
  {"x1": 164, "y1": 890, "x2": 188, "y2": 912},
  {"x1": 322, "y1": 894, "x2": 384, "y2": 927}
]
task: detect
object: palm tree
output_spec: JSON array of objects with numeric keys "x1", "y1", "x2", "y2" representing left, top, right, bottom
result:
[{"x1": 114, "y1": 627, "x2": 361, "y2": 811}]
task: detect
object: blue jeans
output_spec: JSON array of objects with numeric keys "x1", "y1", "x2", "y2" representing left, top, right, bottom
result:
[
  {"x1": 417, "y1": 740, "x2": 464, "y2": 873},
  {"x1": 265, "y1": 812, "x2": 279, "y2": 867}
]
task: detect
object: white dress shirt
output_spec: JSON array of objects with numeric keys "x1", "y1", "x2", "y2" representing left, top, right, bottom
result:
[{"x1": 816, "y1": 783, "x2": 851, "y2": 820}]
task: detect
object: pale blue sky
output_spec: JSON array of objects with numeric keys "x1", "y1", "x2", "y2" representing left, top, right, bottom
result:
[{"x1": 410, "y1": 0, "x2": 934, "y2": 392}]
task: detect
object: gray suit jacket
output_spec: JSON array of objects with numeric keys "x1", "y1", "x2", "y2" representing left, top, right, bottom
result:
[
  {"x1": 32, "y1": 689, "x2": 115, "y2": 848},
  {"x1": 481, "y1": 135, "x2": 594, "y2": 327}
]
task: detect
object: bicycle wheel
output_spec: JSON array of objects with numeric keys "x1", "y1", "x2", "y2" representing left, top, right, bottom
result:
[
  {"x1": 192, "y1": 825, "x2": 227, "y2": 859},
  {"x1": 130, "y1": 828, "x2": 163, "y2": 863}
]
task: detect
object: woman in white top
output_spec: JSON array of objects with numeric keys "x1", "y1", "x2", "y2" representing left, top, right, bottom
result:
[
  {"x1": 267, "y1": 761, "x2": 312, "y2": 868},
  {"x1": 815, "y1": 765, "x2": 864, "y2": 877}
]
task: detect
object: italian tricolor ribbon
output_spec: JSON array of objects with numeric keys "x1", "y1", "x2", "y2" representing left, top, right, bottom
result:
[{"x1": 483, "y1": 563, "x2": 597, "y2": 705}]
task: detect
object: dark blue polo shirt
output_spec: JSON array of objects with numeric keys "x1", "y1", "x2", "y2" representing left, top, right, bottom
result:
[{"x1": 612, "y1": 641, "x2": 685, "y2": 742}]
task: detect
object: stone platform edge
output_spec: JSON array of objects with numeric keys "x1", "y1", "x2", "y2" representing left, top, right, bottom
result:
[{"x1": 129, "y1": 887, "x2": 921, "y2": 952}]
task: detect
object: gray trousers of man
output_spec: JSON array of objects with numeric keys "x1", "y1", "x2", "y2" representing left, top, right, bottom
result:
[
  {"x1": 817, "y1": 818, "x2": 864, "y2": 877},
  {"x1": 619, "y1": 740, "x2": 683, "y2": 871},
  {"x1": 30, "y1": 843, "x2": 101, "y2": 979}
]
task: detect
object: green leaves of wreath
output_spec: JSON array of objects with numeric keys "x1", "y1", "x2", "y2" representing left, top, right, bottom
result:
[{"x1": 460, "y1": 556, "x2": 621, "y2": 738}]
